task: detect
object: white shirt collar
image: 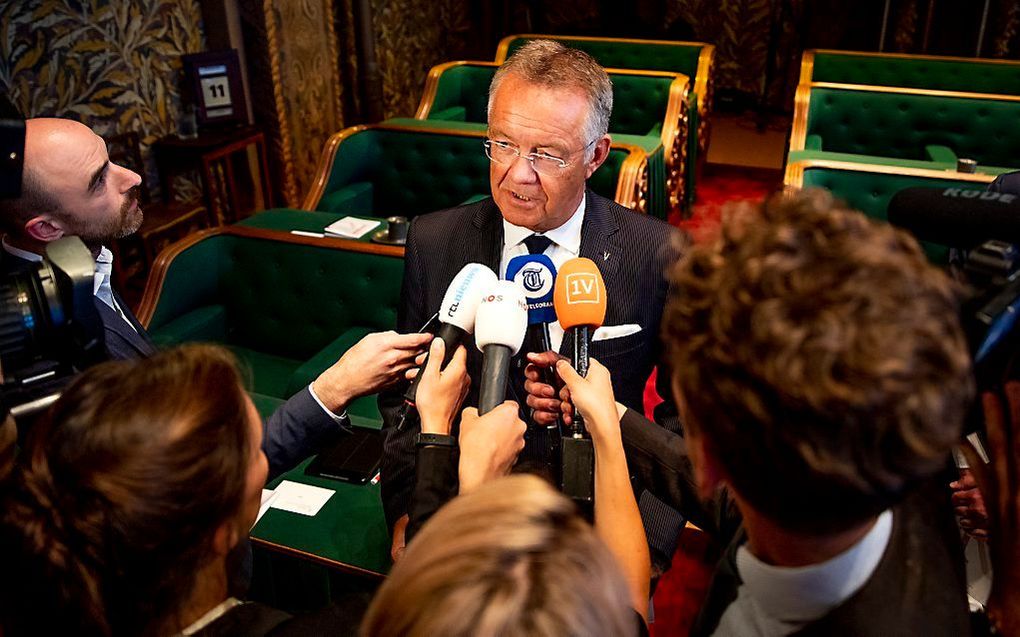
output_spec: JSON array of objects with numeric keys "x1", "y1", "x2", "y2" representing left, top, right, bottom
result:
[
  {"x1": 2, "y1": 236, "x2": 43, "y2": 263},
  {"x1": 501, "y1": 192, "x2": 585, "y2": 256},
  {"x1": 735, "y1": 509, "x2": 893, "y2": 623}
]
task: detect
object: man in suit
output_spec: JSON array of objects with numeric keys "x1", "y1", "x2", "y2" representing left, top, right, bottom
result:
[
  {"x1": 379, "y1": 39, "x2": 686, "y2": 566},
  {"x1": 550, "y1": 189, "x2": 974, "y2": 635},
  {"x1": 0, "y1": 117, "x2": 429, "y2": 478}
]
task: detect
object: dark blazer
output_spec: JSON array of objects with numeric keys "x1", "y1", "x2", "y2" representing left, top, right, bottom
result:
[
  {"x1": 378, "y1": 191, "x2": 686, "y2": 545},
  {"x1": 1, "y1": 247, "x2": 340, "y2": 480},
  {"x1": 988, "y1": 170, "x2": 1020, "y2": 195},
  {"x1": 618, "y1": 408, "x2": 972, "y2": 637}
]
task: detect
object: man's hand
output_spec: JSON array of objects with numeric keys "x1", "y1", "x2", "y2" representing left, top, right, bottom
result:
[
  {"x1": 554, "y1": 357, "x2": 624, "y2": 442},
  {"x1": 963, "y1": 381, "x2": 1020, "y2": 635},
  {"x1": 391, "y1": 514, "x2": 409, "y2": 562},
  {"x1": 415, "y1": 338, "x2": 470, "y2": 435},
  {"x1": 458, "y1": 403, "x2": 526, "y2": 493},
  {"x1": 312, "y1": 330, "x2": 430, "y2": 413},
  {"x1": 951, "y1": 469, "x2": 989, "y2": 539},
  {"x1": 524, "y1": 350, "x2": 569, "y2": 425}
]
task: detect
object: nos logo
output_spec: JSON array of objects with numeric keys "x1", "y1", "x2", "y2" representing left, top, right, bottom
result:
[
  {"x1": 513, "y1": 263, "x2": 553, "y2": 298},
  {"x1": 566, "y1": 273, "x2": 600, "y2": 304}
]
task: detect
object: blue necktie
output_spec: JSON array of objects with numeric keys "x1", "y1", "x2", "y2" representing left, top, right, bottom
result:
[{"x1": 523, "y1": 234, "x2": 553, "y2": 255}]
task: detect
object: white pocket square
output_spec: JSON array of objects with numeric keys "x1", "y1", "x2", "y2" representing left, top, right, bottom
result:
[{"x1": 592, "y1": 324, "x2": 642, "y2": 342}]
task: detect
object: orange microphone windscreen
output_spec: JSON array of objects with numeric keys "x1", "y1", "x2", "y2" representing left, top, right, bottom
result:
[{"x1": 553, "y1": 257, "x2": 607, "y2": 330}]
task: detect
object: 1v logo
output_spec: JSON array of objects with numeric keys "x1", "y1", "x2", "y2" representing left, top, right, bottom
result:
[{"x1": 565, "y1": 273, "x2": 600, "y2": 304}]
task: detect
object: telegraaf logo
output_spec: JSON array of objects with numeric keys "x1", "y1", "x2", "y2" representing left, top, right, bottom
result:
[
  {"x1": 566, "y1": 273, "x2": 600, "y2": 305},
  {"x1": 513, "y1": 262, "x2": 553, "y2": 298}
]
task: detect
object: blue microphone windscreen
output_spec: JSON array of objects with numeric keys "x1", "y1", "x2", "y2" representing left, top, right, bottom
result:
[{"x1": 506, "y1": 254, "x2": 557, "y2": 324}]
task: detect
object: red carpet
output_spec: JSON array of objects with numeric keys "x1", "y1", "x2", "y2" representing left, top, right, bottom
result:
[{"x1": 644, "y1": 165, "x2": 778, "y2": 636}]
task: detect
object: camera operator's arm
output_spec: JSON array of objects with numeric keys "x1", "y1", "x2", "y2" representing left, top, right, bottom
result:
[
  {"x1": 964, "y1": 382, "x2": 1020, "y2": 637},
  {"x1": 555, "y1": 357, "x2": 650, "y2": 619}
]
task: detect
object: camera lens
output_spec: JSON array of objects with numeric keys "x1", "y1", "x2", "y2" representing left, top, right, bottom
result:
[{"x1": 0, "y1": 266, "x2": 61, "y2": 378}]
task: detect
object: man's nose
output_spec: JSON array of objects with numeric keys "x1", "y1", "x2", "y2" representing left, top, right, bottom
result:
[
  {"x1": 115, "y1": 163, "x2": 142, "y2": 191},
  {"x1": 507, "y1": 154, "x2": 539, "y2": 183}
]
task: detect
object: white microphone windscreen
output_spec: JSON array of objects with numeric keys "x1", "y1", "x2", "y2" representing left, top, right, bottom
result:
[
  {"x1": 438, "y1": 263, "x2": 499, "y2": 332},
  {"x1": 475, "y1": 280, "x2": 528, "y2": 354}
]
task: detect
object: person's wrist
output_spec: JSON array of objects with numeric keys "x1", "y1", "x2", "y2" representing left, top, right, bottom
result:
[
  {"x1": 312, "y1": 376, "x2": 352, "y2": 413},
  {"x1": 419, "y1": 411, "x2": 452, "y2": 435}
]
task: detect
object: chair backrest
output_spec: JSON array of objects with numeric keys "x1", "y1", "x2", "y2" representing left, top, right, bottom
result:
[
  {"x1": 416, "y1": 61, "x2": 685, "y2": 139},
  {"x1": 301, "y1": 123, "x2": 648, "y2": 216},
  {"x1": 793, "y1": 83, "x2": 1020, "y2": 167},
  {"x1": 141, "y1": 226, "x2": 403, "y2": 358},
  {"x1": 802, "y1": 49, "x2": 1020, "y2": 96},
  {"x1": 785, "y1": 159, "x2": 995, "y2": 263}
]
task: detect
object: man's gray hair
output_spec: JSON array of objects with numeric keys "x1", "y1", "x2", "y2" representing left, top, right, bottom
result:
[{"x1": 487, "y1": 40, "x2": 613, "y2": 156}]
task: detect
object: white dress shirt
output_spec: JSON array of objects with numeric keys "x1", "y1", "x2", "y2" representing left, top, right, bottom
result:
[
  {"x1": 714, "y1": 509, "x2": 893, "y2": 636},
  {"x1": 499, "y1": 193, "x2": 585, "y2": 352}
]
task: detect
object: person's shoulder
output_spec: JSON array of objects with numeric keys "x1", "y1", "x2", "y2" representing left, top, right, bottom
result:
[
  {"x1": 590, "y1": 192, "x2": 687, "y2": 259},
  {"x1": 410, "y1": 197, "x2": 495, "y2": 236}
]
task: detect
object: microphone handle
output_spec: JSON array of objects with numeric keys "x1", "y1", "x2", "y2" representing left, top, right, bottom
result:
[
  {"x1": 397, "y1": 322, "x2": 466, "y2": 431},
  {"x1": 570, "y1": 325, "x2": 591, "y2": 436},
  {"x1": 478, "y1": 344, "x2": 512, "y2": 415},
  {"x1": 403, "y1": 322, "x2": 465, "y2": 403}
]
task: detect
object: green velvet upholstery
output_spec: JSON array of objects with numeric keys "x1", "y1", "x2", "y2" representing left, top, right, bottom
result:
[
  {"x1": 145, "y1": 229, "x2": 403, "y2": 425},
  {"x1": 798, "y1": 86, "x2": 1020, "y2": 170},
  {"x1": 807, "y1": 51, "x2": 1020, "y2": 95},
  {"x1": 309, "y1": 124, "x2": 645, "y2": 219},
  {"x1": 383, "y1": 117, "x2": 664, "y2": 218},
  {"x1": 794, "y1": 162, "x2": 995, "y2": 263},
  {"x1": 416, "y1": 62, "x2": 686, "y2": 216}
]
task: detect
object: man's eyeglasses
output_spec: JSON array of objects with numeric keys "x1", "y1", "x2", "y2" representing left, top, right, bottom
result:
[{"x1": 483, "y1": 138, "x2": 596, "y2": 175}]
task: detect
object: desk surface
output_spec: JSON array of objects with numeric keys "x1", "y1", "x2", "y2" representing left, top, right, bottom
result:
[
  {"x1": 238, "y1": 209, "x2": 397, "y2": 242},
  {"x1": 251, "y1": 455, "x2": 391, "y2": 578}
]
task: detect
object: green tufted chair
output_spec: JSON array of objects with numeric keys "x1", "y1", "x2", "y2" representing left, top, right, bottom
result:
[
  {"x1": 788, "y1": 83, "x2": 1020, "y2": 174},
  {"x1": 401, "y1": 60, "x2": 688, "y2": 219},
  {"x1": 137, "y1": 225, "x2": 405, "y2": 426},
  {"x1": 785, "y1": 159, "x2": 996, "y2": 263},
  {"x1": 496, "y1": 33, "x2": 714, "y2": 205},
  {"x1": 801, "y1": 49, "x2": 1020, "y2": 96},
  {"x1": 301, "y1": 122, "x2": 650, "y2": 217}
]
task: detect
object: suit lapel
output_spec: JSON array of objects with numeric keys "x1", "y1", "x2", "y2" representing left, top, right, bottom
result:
[
  {"x1": 463, "y1": 198, "x2": 504, "y2": 274},
  {"x1": 96, "y1": 297, "x2": 156, "y2": 358},
  {"x1": 560, "y1": 191, "x2": 621, "y2": 357}
]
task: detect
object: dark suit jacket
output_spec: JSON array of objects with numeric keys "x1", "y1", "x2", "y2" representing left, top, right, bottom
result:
[
  {"x1": 378, "y1": 191, "x2": 685, "y2": 533},
  {"x1": 618, "y1": 408, "x2": 972, "y2": 636},
  {"x1": 1, "y1": 248, "x2": 339, "y2": 480},
  {"x1": 988, "y1": 170, "x2": 1020, "y2": 195}
]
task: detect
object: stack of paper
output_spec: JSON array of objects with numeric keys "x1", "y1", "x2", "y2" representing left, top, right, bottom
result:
[{"x1": 324, "y1": 216, "x2": 380, "y2": 239}]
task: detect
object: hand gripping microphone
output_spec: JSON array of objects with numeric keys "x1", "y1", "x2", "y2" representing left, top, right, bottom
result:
[
  {"x1": 474, "y1": 280, "x2": 528, "y2": 415},
  {"x1": 396, "y1": 263, "x2": 498, "y2": 431},
  {"x1": 553, "y1": 257, "x2": 607, "y2": 505}
]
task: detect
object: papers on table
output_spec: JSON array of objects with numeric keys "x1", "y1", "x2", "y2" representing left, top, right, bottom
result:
[
  {"x1": 269, "y1": 480, "x2": 335, "y2": 516},
  {"x1": 324, "y1": 216, "x2": 380, "y2": 239}
]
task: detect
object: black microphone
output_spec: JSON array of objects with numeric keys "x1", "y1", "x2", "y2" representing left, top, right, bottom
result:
[
  {"x1": 474, "y1": 281, "x2": 528, "y2": 415},
  {"x1": 396, "y1": 263, "x2": 497, "y2": 431},
  {"x1": 888, "y1": 187, "x2": 1020, "y2": 248}
]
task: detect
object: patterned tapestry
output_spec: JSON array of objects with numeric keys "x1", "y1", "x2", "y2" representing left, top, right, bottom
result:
[{"x1": 0, "y1": 0, "x2": 206, "y2": 199}]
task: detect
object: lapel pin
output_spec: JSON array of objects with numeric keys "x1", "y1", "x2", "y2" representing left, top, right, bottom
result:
[{"x1": 603, "y1": 251, "x2": 610, "y2": 261}]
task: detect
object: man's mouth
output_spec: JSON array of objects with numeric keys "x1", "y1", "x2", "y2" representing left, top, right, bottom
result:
[{"x1": 510, "y1": 191, "x2": 534, "y2": 202}]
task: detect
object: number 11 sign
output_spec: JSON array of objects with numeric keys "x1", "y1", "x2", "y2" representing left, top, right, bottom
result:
[{"x1": 183, "y1": 50, "x2": 248, "y2": 128}]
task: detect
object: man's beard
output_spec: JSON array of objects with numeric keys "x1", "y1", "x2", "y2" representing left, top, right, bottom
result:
[{"x1": 64, "y1": 186, "x2": 143, "y2": 250}]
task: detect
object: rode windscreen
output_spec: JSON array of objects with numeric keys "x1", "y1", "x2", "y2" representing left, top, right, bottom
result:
[
  {"x1": 475, "y1": 281, "x2": 528, "y2": 415},
  {"x1": 888, "y1": 187, "x2": 1020, "y2": 248},
  {"x1": 397, "y1": 263, "x2": 497, "y2": 431}
]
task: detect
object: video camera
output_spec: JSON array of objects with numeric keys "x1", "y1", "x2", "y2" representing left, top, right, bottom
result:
[
  {"x1": 889, "y1": 185, "x2": 1020, "y2": 385},
  {"x1": 0, "y1": 116, "x2": 105, "y2": 427}
]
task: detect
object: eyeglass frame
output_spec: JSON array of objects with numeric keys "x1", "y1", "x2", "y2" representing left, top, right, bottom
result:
[{"x1": 482, "y1": 137, "x2": 598, "y2": 173}]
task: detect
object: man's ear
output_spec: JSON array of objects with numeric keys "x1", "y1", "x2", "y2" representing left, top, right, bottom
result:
[
  {"x1": 583, "y1": 134, "x2": 612, "y2": 179},
  {"x1": 24, "y1": 215, "x2": 65, "y2": 242},
  {"x1": 691, "y1": 433, "x2": 726, "y2": 501},
  {"x1": 212, "y1": 520, "x2": 240, "y2": 558}
]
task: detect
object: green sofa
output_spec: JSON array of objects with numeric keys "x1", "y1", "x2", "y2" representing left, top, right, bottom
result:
[
  {"x1": 788, "y1": 83, "x2": 1020, "y2": 175},
  {"x1": 801, "y1": 49, "x2": 1020, "y2": 95},
  {"x1": 785, "y1": 159, "x2": 996, "y2": 263},
  {"x1": 496, "y1": 33, "x2": 715, "y2": 199},
  {"x1": 138, "y1": 225, "x2": 405, "y2": 426},
  {"x1": 408, "y1": 60, "x2": 688, "y2": 218},
  {"x1": 302, "y1": 122, "x2": 650, "y2": 218}
]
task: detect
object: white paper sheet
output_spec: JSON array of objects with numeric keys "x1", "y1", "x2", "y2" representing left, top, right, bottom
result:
[
  {"x1": 323, "y1": 216, "x2": 380, "y2": 239},
  {"x1": 269, "y1": 480, "x2": 335, "y2": 517}
]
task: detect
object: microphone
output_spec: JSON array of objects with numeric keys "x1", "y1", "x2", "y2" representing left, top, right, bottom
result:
[
  {"x1": 553, "y1": 257, "x2": 607, "y2": 506},
  {"x1": 396, "y1": 263, "x2": 497, "y2": 431},
  {"x1": 475, "y1": 281, "x2": 528, "y2": 415},
  {"x1": 888, "y1": 187, "x2": 1020, "y2": 248}
]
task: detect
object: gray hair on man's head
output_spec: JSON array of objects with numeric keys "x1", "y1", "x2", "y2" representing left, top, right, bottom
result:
[{"x1": 487, "y1": 39, "x2": 613, "y2": 158}]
